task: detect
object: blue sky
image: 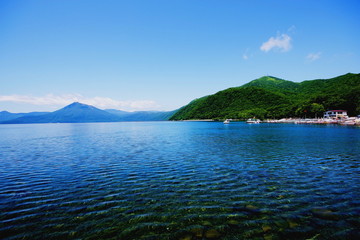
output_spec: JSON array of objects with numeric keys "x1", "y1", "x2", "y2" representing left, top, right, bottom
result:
[{"x1": 1, "y1": 0, "x2": 359, "y2": 112}]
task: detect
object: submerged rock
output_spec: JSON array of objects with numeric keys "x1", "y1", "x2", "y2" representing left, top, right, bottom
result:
[
  {"x1": 263, "y1": 233, "x2": 275, "y2": 240},
  {"x1": 178, "y1": 234, "x2": 192, "y2": 240},
  {"x1": 201, "y1": 221, "x2": 212, "y2": 226},
  {"x1": 262, "y1": 225, "x2": 272, "y2": 232},
  {"x1": 205, "y1": 229, "x2": 221, "y2": 239},
  {"x1": 287, "y1": 220, "x2": 299, "y2": 228},
  {"x1": 245, "y1": 204, "x2": 258, "y2": 211},
  {"x1": 227, "y1": 219, "x2": 240, "y2": 226},
  {"x1": 305, "y1": 233, "x2": 320, "y2": 240},
  {"x1": 243, "y1": 204, "x2": 262, "y2": 214},
  {"x1": 189, "y1": 226, "x2": 204, "y2": 238},
  {"x1": 311, "y1": 207, "x2": 340, "y2": 220}
]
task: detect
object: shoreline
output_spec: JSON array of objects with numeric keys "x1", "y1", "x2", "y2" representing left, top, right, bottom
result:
[
  {"x1": 265, "y1": 118, "x2": 360, "y2": 125},
  {"x1": 178, "y1": 118, "x2": 360, "y2": 126}
]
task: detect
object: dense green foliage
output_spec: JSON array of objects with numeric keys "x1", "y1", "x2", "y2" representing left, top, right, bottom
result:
[{"x1": 170, "y1": 73, "x2": 360, "y2": 120}]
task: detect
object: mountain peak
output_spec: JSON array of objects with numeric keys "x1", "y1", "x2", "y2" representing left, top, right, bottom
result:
[
  {"x1": 252, "y1": 76, "x2": 287, "y2": 83},
  {"x1": 66, "y1": 102, "x2": 89, "y2": 107},
  {"x1": 62, "y1": 102, "x2": 97, "y2": 110},
  {"x1": 69, "y1": 101, "x2": 82, "y2": 105},
  {"x1": 242, "y1": 76, "x2": 298, "y2": 92}
]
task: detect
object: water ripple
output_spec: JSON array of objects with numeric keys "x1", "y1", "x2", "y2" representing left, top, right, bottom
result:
[{"x1": 1, "y1": 122, "x2": 359, "y2": 239}]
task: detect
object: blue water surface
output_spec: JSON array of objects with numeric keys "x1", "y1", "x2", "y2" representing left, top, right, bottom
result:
[{"x1": 0, "y1": 122, "x2": 359, "y2": 239}]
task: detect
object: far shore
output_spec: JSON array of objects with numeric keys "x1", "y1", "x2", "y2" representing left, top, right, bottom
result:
[
  {"x1": 182, "y1": 119, "x2": 215, "y2": 122},
  {"x1": 177, "y1": 117, "x2": 360, "y2": 126}
]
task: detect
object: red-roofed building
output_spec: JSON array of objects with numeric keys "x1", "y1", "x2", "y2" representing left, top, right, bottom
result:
[{"x1": 324, "y1": 110, "x2": 348, "y2": 119}]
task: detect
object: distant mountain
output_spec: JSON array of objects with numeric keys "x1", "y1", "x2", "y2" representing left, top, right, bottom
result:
[
  {"x1": 1, "y1": 102, "x2": 121, "y2": 124},
  {"x1": 170, "y1": 73, "x2": 360, "y2": 120},
  {"x1": 1, "y1": 102, "x2": 176, "y2": 124},
  {"x1": 0, "y1": 111, "x2": 49, "y2": 122},
  {"x1": 105, "y1": 109, "x2": 177, "y2": 121}
]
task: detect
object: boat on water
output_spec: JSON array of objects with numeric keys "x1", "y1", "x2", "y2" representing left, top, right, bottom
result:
[
  {"x1": 223, "y1": 119, "x2": 231, "y2": 124},
  {"x1": 246, "y1": 118, "x2": 261, "y2": 124},
  {"x1": 340, "y1": 118, "x2": 357, "y2": 125},
  {"x1": 340, "y1": 121, "x2": 356, "y2": 125}
]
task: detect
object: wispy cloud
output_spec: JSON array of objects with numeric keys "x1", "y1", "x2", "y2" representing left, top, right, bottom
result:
[
  {"x1": 287, "y1": 25, "x2": 296, "y2": 33},
  {"x1": 242, "y1": 48, "x2": 252, "y2": 60},
  {"x1": 260, "y1": 33, "x2": 292, "y2": 52},
  {"x1": 0, "y1": 94, "x2": 160, "y2": 111},
  {"x1": 306, "y1": 52, "x2": 321, "y2": 61}
]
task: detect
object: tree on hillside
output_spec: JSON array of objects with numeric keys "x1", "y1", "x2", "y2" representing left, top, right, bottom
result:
[{"x1": 310, "y1": 103, "x2": 325, "y2": 118}]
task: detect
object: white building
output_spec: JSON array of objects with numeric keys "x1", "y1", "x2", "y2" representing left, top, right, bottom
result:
[{"x1": 324, "y1": 110, "x2": 348, "y2": 119}]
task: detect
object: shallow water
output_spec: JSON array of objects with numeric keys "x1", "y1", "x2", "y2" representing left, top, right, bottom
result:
[{"x1": 0, "y1": 122, "x2": 359, "y2": 239}]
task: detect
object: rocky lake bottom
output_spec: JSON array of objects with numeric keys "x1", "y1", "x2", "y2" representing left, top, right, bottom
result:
[{"x1": 0, "y1": 122, "x2": 359, "y2": 239}]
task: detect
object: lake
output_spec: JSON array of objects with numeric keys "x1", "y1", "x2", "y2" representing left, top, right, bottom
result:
[{"x1": 0, "y1": 122, "x2": 359, "y2": 239}]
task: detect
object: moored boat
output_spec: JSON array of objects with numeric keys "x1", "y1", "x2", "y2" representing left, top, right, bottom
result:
[
  {"x1": 246, "y1": 118, "x2": 260, "y2": 124},
  {"x1": 340, "y1": 118, "x2": 357, "y2": 125},
  {"x1": 223, "y1": 119, "x2": 231, "y2": 124}
]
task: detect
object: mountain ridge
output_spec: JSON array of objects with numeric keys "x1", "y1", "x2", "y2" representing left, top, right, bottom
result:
[
  {"x1": 1, "y1": 102, "x2": 174, "y2": 124},
  {"x1": 0, "y1": 111, "x2": 49, "y2": 122},
  {"x1": 1, "y1": 102, "x2": 120, "y2": 124}
]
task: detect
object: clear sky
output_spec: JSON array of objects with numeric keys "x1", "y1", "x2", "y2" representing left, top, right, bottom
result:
[{"x1": 1, "y1": 0, "x2": 359, "y2": 112}]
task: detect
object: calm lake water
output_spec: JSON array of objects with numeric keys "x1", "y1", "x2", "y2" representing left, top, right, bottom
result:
[{"x1": 0, "y1": 122, "x2": 359, "y2": 240}]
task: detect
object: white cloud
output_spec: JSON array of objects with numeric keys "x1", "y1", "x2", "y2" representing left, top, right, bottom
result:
[
  {"x1": 0, "y1": 94, "x2": 160, "y2": 111},
  {"x1": 306, "y1": 52, "x2": 321, "y2": 61},
  {"x1": 242, "y1": 54, "x2": 249, "y2": 60},
  {"x1": 260, "y1": 34, "x2": 292, "y2": 52},
  {"x1": 0, "y1": 94, "x2": 75, "y2": 105}
]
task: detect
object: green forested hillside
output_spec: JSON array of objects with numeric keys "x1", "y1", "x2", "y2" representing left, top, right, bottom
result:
[{"x1": 170, "y1": 73, "x2": 360, "y2": 120}]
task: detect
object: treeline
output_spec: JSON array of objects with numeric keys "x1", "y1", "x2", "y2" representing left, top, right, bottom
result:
[{"x1": 170, "y1": 73, "x2": 360, "y2": 120}]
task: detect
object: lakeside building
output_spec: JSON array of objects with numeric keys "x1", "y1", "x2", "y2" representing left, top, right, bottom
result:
[{"x1": 323, "y1": 110, "x2": 348, "y2": 119}]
